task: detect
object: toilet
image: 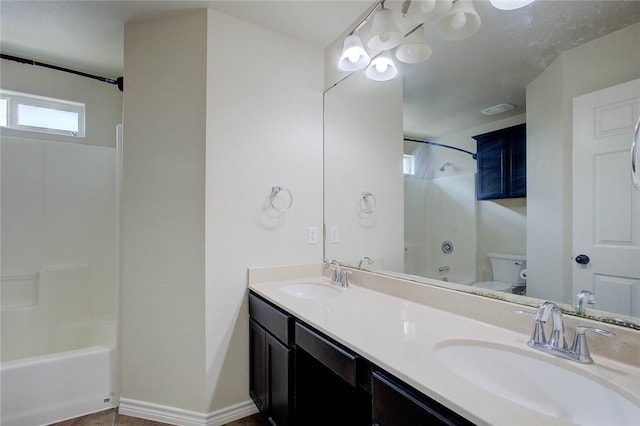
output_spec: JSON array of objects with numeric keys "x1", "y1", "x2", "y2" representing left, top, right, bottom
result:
[{"x1": 471, "y1": 252, "x2": 527, "y2": 293}]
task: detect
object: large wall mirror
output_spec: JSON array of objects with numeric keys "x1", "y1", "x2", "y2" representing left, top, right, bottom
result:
[{"x1": 324, "y1": 0, "x2": 640, "y2": 328}]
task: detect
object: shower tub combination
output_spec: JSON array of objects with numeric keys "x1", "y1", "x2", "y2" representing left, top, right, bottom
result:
[{"x1": 1, "y1": 266, "x2": 118, "y2": 426}]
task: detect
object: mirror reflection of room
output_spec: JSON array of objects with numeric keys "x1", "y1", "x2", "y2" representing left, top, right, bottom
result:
[{"x1": 324, "y1": 0, "x2": 640, "y2": 320}]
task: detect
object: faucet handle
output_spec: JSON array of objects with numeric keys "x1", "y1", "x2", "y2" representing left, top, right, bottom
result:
[
  {"x1": 339, "y1": 270, "x2": 352, "y2": 287},
  {"x1": 575, "y1": 326, "x2": 615, "y2": 337},
  {"x1": 515, "y1": 309, "x2": 547, "y2": 345},
  {"x1": 571, "y1": 326, "x2": 615, "y2": 364}
]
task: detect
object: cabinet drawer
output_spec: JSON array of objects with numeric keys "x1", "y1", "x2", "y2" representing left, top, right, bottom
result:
[
  {"x1": 372, "y1": 371, "x2": 473, "y2": 426},
  {"x1": 295, "y1": 322, "x2": 358, "y2": 386},
  {"x1": 249, "y1": 292, "x2": 292, "y2": 346}
]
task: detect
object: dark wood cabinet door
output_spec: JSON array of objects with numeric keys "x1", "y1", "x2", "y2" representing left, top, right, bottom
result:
[
  {"x1": 249, "y1": 319, "x2": 267, "y2": 413},
  {"x1": 372, "y1": 371, "x2": 474, "y2": 426},
  {"x1": 476, "y1": 134, "x2": 508, "y2": 200},
  {"x1": 508, "y1": 125, "x2": 526, "y2": 197},
  {"x1": 266, "y1": 332, "x2": 292, "y2": 426},
  {"x1": 474, "y1": 123, "x2": 526, "y2": 200}
]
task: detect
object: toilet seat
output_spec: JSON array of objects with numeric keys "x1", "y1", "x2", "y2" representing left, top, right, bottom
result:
[{"x1": 471, "y1": 281, "x2": 513, "y2": 293}]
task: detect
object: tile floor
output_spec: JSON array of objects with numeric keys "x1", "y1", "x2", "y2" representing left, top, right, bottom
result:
[{"x1": 49, "y1": 409, "x2": 268, "y2": 426}]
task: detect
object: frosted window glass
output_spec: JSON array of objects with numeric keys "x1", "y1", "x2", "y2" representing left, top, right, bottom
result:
[
  {"x1": 17, "y1": 104, "x2": 79, "y2": 133},
  {"x1": 0, "y1": 98, "x2": 7, "y2": 127},
  {"x1": 403, "y1": 154, "x2": 416, "y2": 175}
]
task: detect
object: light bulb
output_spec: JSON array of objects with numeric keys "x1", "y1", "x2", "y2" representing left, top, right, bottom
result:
[
  {"x1": 420, "y1": 0, "x2": 436, "y2": 13},
  {"x1": 379, "y1": 32, "x2": 391, "y2": 43},
  {"x1": 375, "y1": 61, "x2": 389, "y2": 72},
  {"x1": 348, "y1": 51, "x2": 360, "y2": 63},
  {"x1": 451, "y1": 12, "x2": 467, "y2": 30}
]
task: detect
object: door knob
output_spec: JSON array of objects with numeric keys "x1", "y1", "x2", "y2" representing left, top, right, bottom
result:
[{"x1": 575, "y1": 254, "x2": 590, "y2": 265}]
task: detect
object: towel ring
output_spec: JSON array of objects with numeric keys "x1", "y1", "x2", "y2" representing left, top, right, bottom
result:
[
  {"x1": 270, "y1": 186, "x2": 293, "y2": 212},
  {"x1": 359, "y1": 191, "x2": 376, "y2": 214}
]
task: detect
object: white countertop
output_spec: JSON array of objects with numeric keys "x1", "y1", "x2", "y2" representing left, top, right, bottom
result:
[{"x1": 249, "y1": 276, "x2": 640, "y2": 426}]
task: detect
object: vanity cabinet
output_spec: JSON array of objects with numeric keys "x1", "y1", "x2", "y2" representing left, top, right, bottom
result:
[
  {"x1": 249, "y1": 293, "x2": 293, "y2": 426},
  {"x1": 294, "y1": 322, "x2": 371, "y2": 425},
  {"x1": 372, "y1": 371, "x2": 474, "y2": 426},
  {"x1": 248, "y1": 291, "x2": 473, "y2": 426},
  {"x1": 473, "y1": 123, "x2": 526, "y2": 200}
]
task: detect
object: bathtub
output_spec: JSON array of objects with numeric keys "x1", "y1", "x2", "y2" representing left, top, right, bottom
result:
[
  {"x1": 1, "y1": 345, "x2": 118, "y2": 426},
  {"x1": 1, "y1": 266, "x2": 118, "y2": 425}
]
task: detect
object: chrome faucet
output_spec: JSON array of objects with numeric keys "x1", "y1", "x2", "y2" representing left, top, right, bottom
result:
[
  {"x1": 357, "y1": 256, "x2": 373, "y2": 269},
  {"x1": 532, "y1": 301, "x2": 567, "y2": 349},
  {"x1": 323, "y1": 259, "x2": 350, "y2": 287},
  {"x1": 519, "y1": 301, "x2": 615, "y2": 364},
  {"x1": 575, "y1": 290, "x2": 596, "y2": 314}
]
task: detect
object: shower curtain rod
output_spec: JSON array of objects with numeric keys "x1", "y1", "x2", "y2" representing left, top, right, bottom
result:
[
  {"x1": 1, "y1": 53, "x2": 123, "y2": 92},
  {"x1": 404, "y1": 137, "x2": 477, "y2": 160}
]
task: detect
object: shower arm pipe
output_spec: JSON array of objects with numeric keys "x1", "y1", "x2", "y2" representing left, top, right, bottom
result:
[
  {"x1": 404, "y1": 137, "x2": 478, "y2": 160},
  {"x1": 0, "y1": 53, "x2": 123, "y2": 91}
]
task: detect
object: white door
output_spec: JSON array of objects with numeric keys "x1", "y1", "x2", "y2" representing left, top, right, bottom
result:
[{"x1": 573, "y1": 79, "x2": 640, "y2": 317}]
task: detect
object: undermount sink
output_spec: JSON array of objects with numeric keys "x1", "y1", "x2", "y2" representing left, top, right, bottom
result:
[
  {"x1": 434, "y1": 340, "x2": 640, "y2": 425},
  {"x1": 279, "y1": 282, "x2": 341, "y2": 299}
]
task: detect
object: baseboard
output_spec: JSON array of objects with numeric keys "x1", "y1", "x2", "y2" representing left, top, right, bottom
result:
[{"x1": 119, "y1": 398, "x2": 258, "y2": 426}]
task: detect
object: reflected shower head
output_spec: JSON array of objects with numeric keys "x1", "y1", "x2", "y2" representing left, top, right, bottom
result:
[{"x1": 439, "y1": 162, "x2": 452, "y2": 171}]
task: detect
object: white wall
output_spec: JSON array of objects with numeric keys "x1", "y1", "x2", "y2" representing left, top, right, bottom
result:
[
  {"x1": 122, "y1": 8, "x2": 323, "y2": 417},
  {"x1": 204, "y1": 10, "x2": 323, "y2": 412},
  {"x1": 324, "y1": 71, "x2": 404, "y2": 271},
  {"x1": 526, "y1": 22, "x2": 640, "y2": 303}
]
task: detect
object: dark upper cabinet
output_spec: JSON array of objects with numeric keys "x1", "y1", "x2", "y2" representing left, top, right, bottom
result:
[{"x1": 473, "y1": 123, "x2": 526, "y2": 200}]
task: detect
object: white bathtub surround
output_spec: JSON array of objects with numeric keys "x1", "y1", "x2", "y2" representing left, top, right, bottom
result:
[
  {"x1": 248, "y1": 264, "x2": 640, "y2": 425},
  {"x1": 0, "y1": 265, "x2": 117, "y2": 426},
  {"x1": 1, "y1": 60, "x2": 121, "y2": 426}
]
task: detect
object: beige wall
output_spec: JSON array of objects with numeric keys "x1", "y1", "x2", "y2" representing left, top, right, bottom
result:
[
  {"x1": 526, "y1": 22, "x2": 640, "y2": 303},
  {"x1": 122, "y1": 8, "x2": 323, "y2": 419}
]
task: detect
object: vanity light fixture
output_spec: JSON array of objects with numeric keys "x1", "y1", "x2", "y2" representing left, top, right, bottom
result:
[
  {"x1": 395, "y1": 25, "x2": 432, "y2": 64},
  {"x1": 338, "y1": 34, "x2": 371, "y2": 71},
  {"x1": 339, "y1": 0, "x2": 536, "y2": 81},
  {"x1": 366, "y1": 52, "x2": 398, "y2": 81},
  {"x1": 437, "y1": 0, "x2": 481, "y2": 41},
  {"x1": 405, "y1": 0, "x2": 453, "y2": 23},
  {"x1": 490, "y1": 0, "x2": 536, "y2": 11},
  {"x1": 367, "y1": 5, "x2": 404, "y2": 50}
]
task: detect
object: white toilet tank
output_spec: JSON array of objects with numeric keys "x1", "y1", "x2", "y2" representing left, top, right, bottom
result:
[{"x1": 488, "y1": 252, "x2": 527, "y2": 285}]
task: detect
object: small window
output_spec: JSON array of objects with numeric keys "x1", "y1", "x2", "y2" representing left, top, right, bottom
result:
[
  {"x1": 0, "y1": 98, "x2": 7, "y2": 127},
  {"x1": 0, "y1": 90, "x2": 85, "y2": 137},
  {"x1": 403, "y1": 154, "x2": 416, "y2": 175}
]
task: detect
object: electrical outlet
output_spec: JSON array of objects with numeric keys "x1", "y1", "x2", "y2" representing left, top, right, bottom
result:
[
  {"x1": 330, "y1": 226, "x2": 339, "y2": 243},
  {"x1": 307, "y1": 226, "x2": 318, "y2": 244}
]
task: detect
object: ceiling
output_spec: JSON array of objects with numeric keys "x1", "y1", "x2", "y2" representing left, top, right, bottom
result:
[
  {"x1": 388, "y1": 0, "x2": 640, "y2": 138},
  {"x1": 0, "y1": 0, "x2": 372, "y2": 77}
]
